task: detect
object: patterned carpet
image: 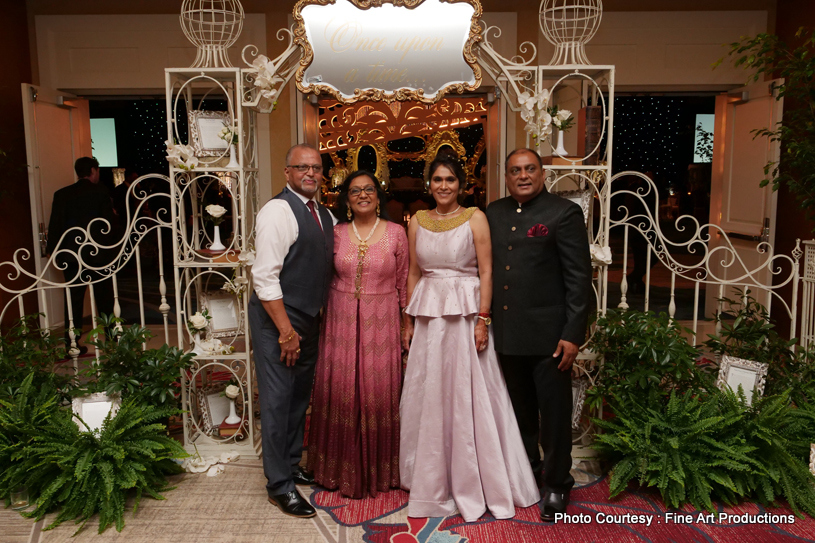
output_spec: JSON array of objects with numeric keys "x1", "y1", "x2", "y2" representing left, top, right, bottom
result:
[
  {"x1": 2, "y1": 460, "x2": 813, "y2": 543},
  {"x1": 310, "y1": 476, "x2": 815, "y2": 543}
]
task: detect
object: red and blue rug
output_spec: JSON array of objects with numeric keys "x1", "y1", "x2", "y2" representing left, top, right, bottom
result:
[{"x1": 310, "y1": 477, "x2": 815, "y2": 543}]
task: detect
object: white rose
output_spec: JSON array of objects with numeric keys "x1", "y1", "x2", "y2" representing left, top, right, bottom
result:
[
  {"x1": 234, "y1": 276, "x2": 249, "y2": 286},
  {"x1": 189, "y1": 312, "x2": 208, "y2": 330},
  {"x1": 557, "y1": 109, "x2": 572, "y2": 122},
  {"x1": 206, "y1": 204, "x2": 227, "y2": 218},
  {"x1": 224, "y1": 384, "x2": 240, "y2": 399}
]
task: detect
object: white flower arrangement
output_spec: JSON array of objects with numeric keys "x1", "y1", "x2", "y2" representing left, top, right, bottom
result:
[
  {"x1": 165, "y1": 140, "x2": 199, "y2": 171},
  {"x1": 205, "y1": 204, "x2": 227, "y2": 226},
  {"x1": 218, "y1": 125, "x2": 238, "y2": 145},
  {"x1": 251, "y1": 55, "x2": 284, "y2": 113},
  {"x1": 549, "y1": 105, "x2": 575, "y2": 132},
  {"x1": 518, "y1": 89, "x2": 553, "y2": 146},
  {"x1": 187, "y1": 310, "x2": 210, "y2": 335}
]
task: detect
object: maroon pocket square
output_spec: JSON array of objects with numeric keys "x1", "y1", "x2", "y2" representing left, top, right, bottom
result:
[{"x1": 527, "y1": 224, "x2": 549, "y2": 237}]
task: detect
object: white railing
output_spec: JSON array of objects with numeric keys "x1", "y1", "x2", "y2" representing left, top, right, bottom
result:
[
  {"x1": 606, "y1": 171, "x2": 804, "y2": 345},
  {"x1": 0, "y1": 174, "x2": 178, "y2": 367}
]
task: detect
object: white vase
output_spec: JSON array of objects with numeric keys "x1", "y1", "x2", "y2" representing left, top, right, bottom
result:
[
  {"x1": 224, "y1": 398, "x2": 241, "y2": 425},
  {"x1": 554, "y1": 130, "x2": 568, "y2": 157},
  {"x1": 226, "y1": 144, "x2": 240, "y2": 169},
  {"x1": 191, "y1": 331, "x2": 203, "y2": 355},
  {"x1": 210, "y1": 224, "x2": 226, "y2": 252}
]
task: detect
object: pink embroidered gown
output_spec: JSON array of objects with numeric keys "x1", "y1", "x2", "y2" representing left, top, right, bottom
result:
[
  {"x1": 308, "y1": 220, "x2": 408, "y2": 498},
  {"x1": 399, "y1": 209, "x2": 540, "y2": 521}
]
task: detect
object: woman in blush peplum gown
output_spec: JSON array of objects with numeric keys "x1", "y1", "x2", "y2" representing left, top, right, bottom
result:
[
  {"x1": 399, "y1": 155, "x2": 540, "y2": 522},
  {"x1": 308, "y1": 170, "x2": 410, "y2": 498}
]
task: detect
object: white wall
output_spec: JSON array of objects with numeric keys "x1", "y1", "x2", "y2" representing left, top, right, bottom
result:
[
  {"x1": 537, "y1": 11, "x2": 768, "y2": 90},
  {"x1": 35, "y1": 14, "x2": 266, "y2": 93}
]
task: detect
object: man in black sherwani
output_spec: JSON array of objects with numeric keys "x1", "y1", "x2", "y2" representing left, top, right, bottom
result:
[{"x1": 486, "y1": 148, "x2": 592, "y2": 522}]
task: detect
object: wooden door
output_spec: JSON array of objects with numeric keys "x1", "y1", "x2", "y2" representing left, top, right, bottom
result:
[
  {"x1": 21, "y1": 84, "x2": 91, "y2": 328},
  {"x1": 707, "y1": 79, "x2": 783, "y2": 315}
]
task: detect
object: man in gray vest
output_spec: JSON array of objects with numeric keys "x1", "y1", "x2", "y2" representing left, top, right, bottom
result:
[
  {"x1": 486, "y1": 148, "x2": 592, "y2": 522},
  {"x1": 249, "y1": 143, "x2": 335, "y2": 518}
]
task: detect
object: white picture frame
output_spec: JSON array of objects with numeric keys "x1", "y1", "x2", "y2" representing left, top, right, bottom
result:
[
  {"x1": 188, "y1": 110, "x2": 231, "y2": 156},
  {"x1": 715, "y1": 355, "x2": 769, "y2": 406},
  {"x1": 200, "y1": 290, "x2": 242, "y2": 338},
  {"x1": 195, "y1": 385, "x2": 230, "y2": 435},
  {"x1": 72, "y1": 392, "x2": 121, "y2": 432},
  {"x1": 571, "y1": 378, "x2": 589, "y2": 430}
]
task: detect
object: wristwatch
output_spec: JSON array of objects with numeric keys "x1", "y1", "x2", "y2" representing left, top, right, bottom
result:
[{"x1": 477, "y1": 312, "x2": 492, "y2": 325}]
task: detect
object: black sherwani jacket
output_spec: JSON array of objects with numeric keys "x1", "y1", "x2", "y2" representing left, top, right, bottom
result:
[{"x1": 487, "y1": 188, "x2": 592, "y2": 356}]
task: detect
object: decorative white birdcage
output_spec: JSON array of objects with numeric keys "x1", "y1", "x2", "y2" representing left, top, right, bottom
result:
[{"x1": 180, "y1": 0, "x2": 245, "y2": 68}]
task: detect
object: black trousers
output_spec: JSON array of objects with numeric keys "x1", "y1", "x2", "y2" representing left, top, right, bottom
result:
[
  {"x1": 248, "y1": 294, "x2": 320, "y2": 496},
  {"x1": 499, "y1": 353, "x2": 575, "y2": 494},
  {"x1": 61, "y1": 263, "x2": 114, "y2": 345}
]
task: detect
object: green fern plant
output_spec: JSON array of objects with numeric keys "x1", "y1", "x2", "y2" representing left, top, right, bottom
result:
[
  {"x1": 1, "y1": 374, "x2": 187, "y2": 534},
  {"x1": 724, "y1": 392, "x2": 815, "y2": 517},
  {"x1": 594, "y1": 389, "x2": 758, "y2": 511},
  {"x1": 0, "y1": 374, "x2": 61, "y2": 505},
  {"x1": 594, "y1": 387, "x2": 815, "y2": 516}
]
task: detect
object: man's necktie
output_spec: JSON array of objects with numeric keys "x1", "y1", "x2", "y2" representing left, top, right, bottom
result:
[{"x1": 306, "y1": 200, "x2": 323, "y2": 231}]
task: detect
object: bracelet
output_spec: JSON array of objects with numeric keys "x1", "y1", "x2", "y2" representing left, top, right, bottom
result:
[
  {"x1": 478, "y1": 312, "x2": 491, "y2": 318},
  {"x1": 278, "y1": 330, "x2": 296, "y2": 344},
  {"x1": 477, "y1": 312, "x2": 492, "y2": 325}
]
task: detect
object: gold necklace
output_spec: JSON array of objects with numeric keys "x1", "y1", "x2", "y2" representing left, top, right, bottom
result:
[{"x1": 351, "y1": 217, "x2": 380, "y2": 299}]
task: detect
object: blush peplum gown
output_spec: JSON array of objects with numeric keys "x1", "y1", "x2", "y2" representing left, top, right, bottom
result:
[{"x1": 399, "y1": 208, "x2": 540, "y2": 522}]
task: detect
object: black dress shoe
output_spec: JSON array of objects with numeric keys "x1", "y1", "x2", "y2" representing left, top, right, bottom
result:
[
  {"x1": 540, "y1": 490, "x2": 570, "y2": 522},
  {"x1": 268, "y1": 490, "x2": 316, "y2": 518},
  {"x1": 292, "y1": 467, "x2": 315, "y2": 486}
]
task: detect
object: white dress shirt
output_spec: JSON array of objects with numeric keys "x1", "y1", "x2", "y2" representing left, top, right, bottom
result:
[{"x1": 252, "y1": 188, "x2": 338, "y2": 301}]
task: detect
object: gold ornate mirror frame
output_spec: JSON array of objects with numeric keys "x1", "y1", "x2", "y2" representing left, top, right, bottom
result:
[{"x1": 293, "y1": 0, "x2": 483, "y2": 104}]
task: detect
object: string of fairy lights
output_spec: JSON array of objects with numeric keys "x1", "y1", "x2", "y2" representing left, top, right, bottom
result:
[{"x1": 608, "y1": 96, "x2": 713, "y2": 189}]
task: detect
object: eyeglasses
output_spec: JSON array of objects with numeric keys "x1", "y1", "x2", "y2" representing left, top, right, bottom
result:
[
  {"x1": 288, "y1": 164, "x2": 323, "y2": 173},
  {"x1": 348, "y1": 186, "x2": 376, "y2": 197},
  {"x1": 508, "y1": 164, "x2": 539, "y2": 176}
]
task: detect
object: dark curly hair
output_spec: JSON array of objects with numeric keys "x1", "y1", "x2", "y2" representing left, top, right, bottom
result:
[{"x1": 335, "y1": 170, "x2": 392, "y2": 223}]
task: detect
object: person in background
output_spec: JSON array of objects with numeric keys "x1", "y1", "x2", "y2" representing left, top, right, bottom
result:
[{"x1": 46, "y1": 156, "x2": 117, "y2": 356}]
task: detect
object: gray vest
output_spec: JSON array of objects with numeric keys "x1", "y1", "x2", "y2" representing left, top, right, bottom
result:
[{"x1": 273, "y1": 188, "x2": 334, "y2": 317}]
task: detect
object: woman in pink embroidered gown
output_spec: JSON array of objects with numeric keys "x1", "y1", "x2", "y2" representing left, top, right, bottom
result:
[
  {"x1": 308, "y1": 170, "x2": 410, "y2": 499},
  {"x1": 400, "y1": 156, "x2": 540, "y2": 521}
]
